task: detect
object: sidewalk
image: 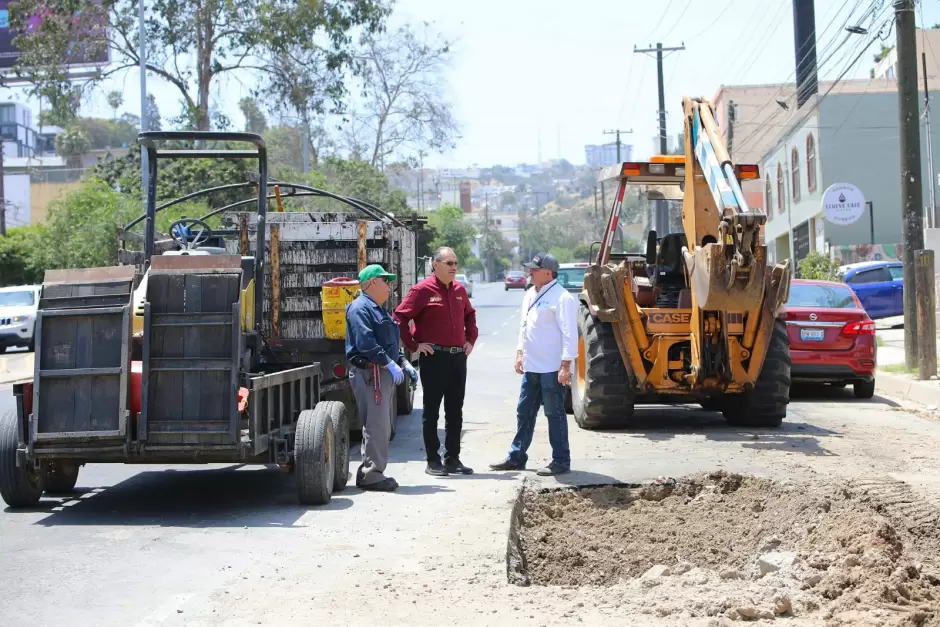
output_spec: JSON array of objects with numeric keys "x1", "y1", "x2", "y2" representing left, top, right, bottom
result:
[{"x1": 875, "y1": 316, "x2": 940, "y2": 408}]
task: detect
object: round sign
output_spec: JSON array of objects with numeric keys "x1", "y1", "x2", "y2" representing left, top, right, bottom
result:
[{"x1": 821, "y1": 183, "x2": 865, "y2": 225}]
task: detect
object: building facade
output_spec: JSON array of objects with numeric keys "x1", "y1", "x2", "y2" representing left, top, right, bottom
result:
[{"x1": 584, "y1": 142, "x2": 631, "y2": 167}]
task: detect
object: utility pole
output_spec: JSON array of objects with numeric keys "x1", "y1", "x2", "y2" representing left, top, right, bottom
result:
[
  {"x1": 895, "y1": 0, "x2": 925, "y2": 370},
  {"x1": 139, "y1": 0, "x2": 149, "y2": 200},
  {"x1": 0, "y1": 149, "x2": 5, "y2": 236},
  {"x1": 922, "y1": 49, "x2": 936, "y2": 228},
  {"x1": 635, "y1": 42, "x2": 685, "y2": 234},
  {"x1": 603, "y1": 128, "x2": 634, "y2": 161}
]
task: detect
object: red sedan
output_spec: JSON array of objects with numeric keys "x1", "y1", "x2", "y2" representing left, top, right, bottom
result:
[
  {"x1": 785, "y1": 279, "x2": 877, "y2": 399},
  {"x1": 505, "y1": 270, "x2": 526, "y2": 291}
]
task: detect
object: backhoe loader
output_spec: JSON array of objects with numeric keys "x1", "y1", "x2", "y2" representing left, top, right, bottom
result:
[{"x1": 573, "y1": 96, "x2": 792, "y2": 429}]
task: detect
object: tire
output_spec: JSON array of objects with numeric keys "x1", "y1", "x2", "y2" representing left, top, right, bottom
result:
[
  {"x1": 43, "y1": 461, "x2": 80, "y2": 494},
  {"x1": 722, "y1": 319, "x2": 791, "y2": 428},
  {"x1": 853, "y1": 379, "x2": 875, "y2": 399},
  {"x1": 505, "y1": 286, "x2": 508, "y2": 292},
  {"x1": 0, "y1": 347, "x2": 7, "y2": 355},
  {"x1": 571, "y1": 304, "x2": 635, "y2": 429},
  {"x1": 396, "y1": 376, "x2": 414, "y2": 416},
  {"x1": 295, "y1": 406, "x2": 335, "y2": 506},
  {"x1": 699, "y1": 398, "x2": 724, "y2": 412},
  {"x1": 314, "y1": 401, "x2": 349, "y2": 493},
  {"x1": 564, "y1": 385, "x2": 573, "y2": 414},
  {"x1": 0, "y1": 409, "x2": 43, "y2": 507}
]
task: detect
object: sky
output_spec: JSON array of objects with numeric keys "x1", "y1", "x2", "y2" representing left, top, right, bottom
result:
[{"x1": 6, "y1": 0, "x2": 940, "y2": 170}]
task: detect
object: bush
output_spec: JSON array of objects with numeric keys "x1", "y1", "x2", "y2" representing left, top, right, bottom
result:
[
  {"x1": 0, "y1": 226, "x2": 47, "y2": 286},
  {"x1": 798, "y1": 251, "x2": 843, "y2": 281}
]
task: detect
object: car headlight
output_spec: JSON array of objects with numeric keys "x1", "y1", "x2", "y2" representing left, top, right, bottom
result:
[{"x1": 12, "y1": 315, "x2": 30, "y2": 323}]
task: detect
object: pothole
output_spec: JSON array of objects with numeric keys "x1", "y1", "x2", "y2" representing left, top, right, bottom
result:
[{"x1": 507, "y1": 472, "x2": 940, "y2": 625}]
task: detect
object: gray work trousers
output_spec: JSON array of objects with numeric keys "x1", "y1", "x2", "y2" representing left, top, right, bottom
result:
[{"x1": 350, "y1": 365, "x2": 394, "y2": 486}]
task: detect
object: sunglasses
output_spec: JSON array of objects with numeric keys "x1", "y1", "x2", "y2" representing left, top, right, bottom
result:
[{"x1": 439, "y1": 260, "x2": 459, "y2": 267}]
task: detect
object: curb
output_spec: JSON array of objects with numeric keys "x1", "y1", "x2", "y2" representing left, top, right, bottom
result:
[{"x1": 876, "y1": 371, "x2": 940, "y2": 407}]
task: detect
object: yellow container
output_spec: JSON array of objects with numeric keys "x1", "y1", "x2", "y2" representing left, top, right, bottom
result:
[{"x1": 322, "y1": 277, "x2": 360, "y2": 339}]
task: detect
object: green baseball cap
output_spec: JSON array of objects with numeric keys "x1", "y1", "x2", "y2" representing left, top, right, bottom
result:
[{"x1": 358, "y1": 264, "x2": 397, "y2": 283}]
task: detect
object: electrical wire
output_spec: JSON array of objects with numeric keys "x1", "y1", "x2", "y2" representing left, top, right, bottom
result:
[{"x1": 638, "y1": 0, "x2": 676, "y2": 46}]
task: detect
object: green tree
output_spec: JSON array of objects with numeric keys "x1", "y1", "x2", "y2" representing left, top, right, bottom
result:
[
  {"x1": 54, "y1": 125, "x2": 91, "y2": 167},
  {"x1": 429, "y1": 204, "x2": 475, "y2": 262},
  {"x1": 106, "y1": 90, "x2": 124, "y2": 120},
  {"x1": 0, "y1": 226, "x2": 48, "y2": 286},
  {"x1": 319, "y1": 157, "x2": 408, "y2": 213},
  {"x1": 798, "y1": 251, "x2": 843, "y2": 281},
  {"x1": 78, "y1": 117, "x2": 139, "y2": 149},
  {"x1": 239, "y1": 97, "x2": 268, "y2": 135},
  {"x1": 11, "y1": 0, "x2": 390, "y2": 130}
]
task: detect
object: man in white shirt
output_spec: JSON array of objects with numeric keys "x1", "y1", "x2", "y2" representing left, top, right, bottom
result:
[{"x1": 490, "y1": 252, "x2": 578, "y2": 476}]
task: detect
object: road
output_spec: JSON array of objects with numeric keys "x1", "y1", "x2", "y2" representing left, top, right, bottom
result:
[{"x1": 4, "y1": 283, "x2": 940, "y2": 626}]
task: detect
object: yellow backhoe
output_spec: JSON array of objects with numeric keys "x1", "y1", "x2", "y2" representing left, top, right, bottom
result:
[{"x1": 573, "y1": 96, "x2": 793, "y2": 428}]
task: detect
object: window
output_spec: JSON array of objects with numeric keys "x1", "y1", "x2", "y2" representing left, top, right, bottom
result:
[
  {"x1": 887, "y1": 265, "x2": 904, "y2": 280},
  {"x1": 776, "y1": 164, "x2": 784, "y2": 214},
  {"x1": 790, "y1": 148, "x2": 800, "y2": 201},
  {"x1": 806, "y1": 134, "x2": 817, "y2": 192},
  {"x1": 765, "y1": 175, "x2": 773, "y2": 221},
  {"x1": 787, "y1": 284, "x2": 858, "y2": 309},
  {"x1": 0, "y1": 106, "x2": 13, "y2": 124},
  {"x1": 847, "y1": 268, "x2": 892, "y2": 284},
  {"x1": 0, "y1": 291, "x2": 35, "y2": 307},
  {"x1": 557, "y1": 267, "x2": 587, "y2": 289}
]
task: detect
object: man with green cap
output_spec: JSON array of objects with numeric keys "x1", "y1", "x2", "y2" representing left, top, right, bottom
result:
[{"x1": 345, "y1": 264, "x2": 417, "y2": 492}]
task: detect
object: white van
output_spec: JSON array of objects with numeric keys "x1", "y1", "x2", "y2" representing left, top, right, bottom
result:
[{"x1": 0, "y1": 284, "x2": 41, "y2": 353}]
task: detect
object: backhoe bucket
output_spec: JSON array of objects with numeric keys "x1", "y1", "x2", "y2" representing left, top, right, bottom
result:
[{"x1": 686, "y1": 243, "x2": 768, "y2": 312}]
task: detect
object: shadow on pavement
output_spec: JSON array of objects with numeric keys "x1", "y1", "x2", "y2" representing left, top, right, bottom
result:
[
  {"x1": 19, "y1": 465, "x2": 355, "y2": 527},
  {"x1": 789, "y1": 383, "x2": 901, "y2": 407},
  {"x1": 592, "y1": 405, "x2": 842, "y2": 457}
]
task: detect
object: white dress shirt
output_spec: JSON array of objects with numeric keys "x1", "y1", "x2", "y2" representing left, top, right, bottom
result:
[{"x1": 517, "y1": 279, "x2": 579, "y2": 374}]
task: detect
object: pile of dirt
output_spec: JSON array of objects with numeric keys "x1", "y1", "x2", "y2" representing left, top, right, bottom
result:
[{"x1": 513, "y1": 472, "x2": 940, "y2": 625}]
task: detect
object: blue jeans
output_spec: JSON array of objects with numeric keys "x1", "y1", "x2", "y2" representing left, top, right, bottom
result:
[{"x1": 508, "y1": 372, "x2": 571, "y2": 469}]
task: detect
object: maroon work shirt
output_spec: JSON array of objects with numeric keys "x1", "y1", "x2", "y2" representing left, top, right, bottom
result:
[{"x1": 394, "y1": 275, "x2": 478, "y2": 351}]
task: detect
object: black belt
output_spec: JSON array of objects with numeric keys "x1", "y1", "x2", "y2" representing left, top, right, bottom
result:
[{"x1": 430, "y1": 344, "x2": 464, "y2": 354}]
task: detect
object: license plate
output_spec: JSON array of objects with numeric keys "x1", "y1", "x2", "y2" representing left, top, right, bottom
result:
[{"x1": 800, "y1": 328, "x2": 826, "y2": 341}]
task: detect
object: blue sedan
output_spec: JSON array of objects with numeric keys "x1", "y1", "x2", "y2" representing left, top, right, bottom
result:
[{"x1": 839, "y1": 260, "x2": 904, "y2": 319}]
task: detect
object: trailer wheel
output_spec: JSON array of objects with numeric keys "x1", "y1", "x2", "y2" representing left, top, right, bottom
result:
[
  {"x1": 315, "y1": 401, "x2": 349, "y2": 493},
  {"x1": 0, "y1": 409, "x2": 43, "y2": 508},
  {"x1": 44, "y1": 461, "x2": 80, "y2": 494},
  {"x1": 571, "y1": 304, "x2": 635, "y2": 429},
  {"x1": 396, "y1": 377, "x2": 414, "y2": 415},
  {"x1": 722, "y1": 319, "x2": 791, "y2": 428},
  {"x1": 295, "y1": 407, "x2": 335, "y2": 506}
]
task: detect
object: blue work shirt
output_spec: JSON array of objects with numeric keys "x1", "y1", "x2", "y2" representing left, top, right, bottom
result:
[{"x1": 345, "y1": 293, "x2": 401, "y2": 366}]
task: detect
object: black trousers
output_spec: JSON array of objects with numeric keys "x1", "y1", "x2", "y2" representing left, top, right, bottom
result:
[{"x1": 419, "y1": 351, "x2": 467, "y2": 464}]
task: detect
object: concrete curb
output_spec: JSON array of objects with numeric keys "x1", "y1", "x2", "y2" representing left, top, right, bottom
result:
[{"x1": 876, "y1": 371, "x2": 940, "y2": 407}]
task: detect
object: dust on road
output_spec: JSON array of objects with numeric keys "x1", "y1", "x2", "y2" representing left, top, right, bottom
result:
[{"x1": 514, "y1": 471, "x2": 940, "y2": 626}]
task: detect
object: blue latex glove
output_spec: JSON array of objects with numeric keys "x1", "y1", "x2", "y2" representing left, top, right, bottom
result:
[
  {"x1": 403, "y1": 362, "x2": 418, "y2": 385},
  {"x1": 385, "y1": 361, "x2": 404, "y2": 385}
]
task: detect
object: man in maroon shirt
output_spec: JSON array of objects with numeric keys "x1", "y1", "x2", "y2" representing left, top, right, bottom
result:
[{"x1": 394, "y1": 246, "x2": 478, "y2": 476}]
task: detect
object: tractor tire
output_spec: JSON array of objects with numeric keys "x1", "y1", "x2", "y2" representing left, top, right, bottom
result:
[
  {"x1": 571, "y1": 304, "x2": 635, "y2": 429},
  {"x1": 396, "y1": 376, "x2": 414, "y2": 415},
  {"x1": 295, "y1": 406, "x2": 335, "y2": 506},
  {"x1": 699, "y1": 398, "x2": 724, "y2": 412},
  {"x1": 722, "y1": 319, "x2": 791, "y2": 428},
  {"x1": 43, "y1": 461, "x2": 80, "y2": 495},
  {"x1": 0, "y1": 409, "x2": 43, "y2": 508},
  {"x1": 314, "y1": 401, "x2": 349, "y2": 493}
]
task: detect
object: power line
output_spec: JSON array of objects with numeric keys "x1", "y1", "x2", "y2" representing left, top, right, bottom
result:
[{"x1": 638, "y1": 0, "x2": 676, "y2": 44}]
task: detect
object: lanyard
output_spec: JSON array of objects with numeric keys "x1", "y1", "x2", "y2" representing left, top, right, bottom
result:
[{"x1": 527, "y1": 281, "x2": 557, "y2": 315}]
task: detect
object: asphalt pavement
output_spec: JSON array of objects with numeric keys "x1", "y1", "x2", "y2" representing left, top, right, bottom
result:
[{"x1": 4, "y1": 283, "x2": 940, "y2": 626}]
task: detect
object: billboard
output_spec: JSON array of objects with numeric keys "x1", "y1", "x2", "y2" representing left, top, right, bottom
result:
[{"x1": 0, "y1": 0, "x2": 110, "y2": 70}]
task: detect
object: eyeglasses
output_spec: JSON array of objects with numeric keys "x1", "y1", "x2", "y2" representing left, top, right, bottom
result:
[{"x1": 440, "y1": 260, "x2": 458, "y2": 267}]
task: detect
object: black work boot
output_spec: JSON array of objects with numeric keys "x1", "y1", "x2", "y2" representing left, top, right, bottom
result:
[
  {"x1": 425, "y1": 461, "x2": 449, "y2": 476},
  {"x1": 444, "y1": 458, "x2": 474, "y2": 475}
]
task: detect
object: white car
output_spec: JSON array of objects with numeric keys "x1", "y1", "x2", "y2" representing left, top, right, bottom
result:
[
  {"x1": 0, "y1": 284, "x2": 41, "y2": 353},
  {"x1": 455, "y1": 273, "x2": 473, "y2": 297}
]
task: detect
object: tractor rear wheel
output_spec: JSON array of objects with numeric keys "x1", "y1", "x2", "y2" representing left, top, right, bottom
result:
[
  {"x1": 722, "y1": 319, "x2": 791, "y2": 428},
  {"x1": 571, "y1": 304, "x2": 635, "y2": 429}
]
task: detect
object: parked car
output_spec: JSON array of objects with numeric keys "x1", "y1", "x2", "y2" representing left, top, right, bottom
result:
[
  {"x1": 505, "y1": 270, "x2": 526, "y2": 291},
  {"x1": 839, "y1": 260, "x2": 904, "y2": 319},
  {"x1": 0, "y1": 284, "x2": 41, "y2": 353},
  {"x1": 557, "y1": 263, "x2": 589, "y2": 293},
  {"x1": 785, "y1": 279, "x2": 877, "y2": 398},
  {"x1": 455, "y1": 273, "x2": 473, "y2": 297}
]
